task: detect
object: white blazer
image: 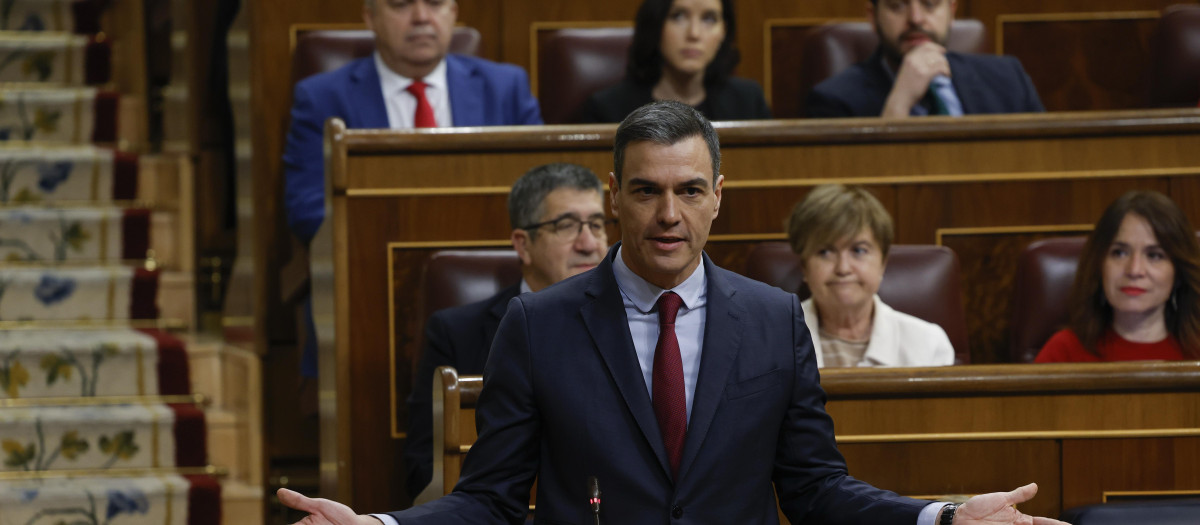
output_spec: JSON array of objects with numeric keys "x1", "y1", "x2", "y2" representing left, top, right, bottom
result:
[{"x1": 802, "y1": 295, "x2": 955, "y2": 368}]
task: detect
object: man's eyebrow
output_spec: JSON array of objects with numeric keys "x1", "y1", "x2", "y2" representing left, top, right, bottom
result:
[{"x1": 678, "y1": 177, "x2": 710, "y2": 188}]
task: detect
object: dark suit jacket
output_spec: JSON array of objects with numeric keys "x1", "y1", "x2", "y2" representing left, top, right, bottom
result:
[
  {"x1": 403, "y1": 284, "x2": 521, "y2": 499},
  {"x1": 806, "y1": 50, "x2": 1045, "y2": 118},
  {"x1": 283, "y1": 54, "x2": 543, "y2": 242},
  {"x1": 388, "y1": 245, "x2": 926, "y2": 524},
  {"x1": 579, "y1": 77, "x2": 772, "y2": 123}
]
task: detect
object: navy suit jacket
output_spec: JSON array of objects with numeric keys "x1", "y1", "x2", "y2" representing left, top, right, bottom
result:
[
  {"x1": 806, "y1": 50, "x2": 1045, "y2": 118},
  {"x1": 387, "y1": 245, "x2": 926, "y2": 524},
  {"x1": 283, "y1": 54, "x2": 543, "y2": 242},
  {"x1": 404, "y1": 284, "x2": 521, "y2": 500}
]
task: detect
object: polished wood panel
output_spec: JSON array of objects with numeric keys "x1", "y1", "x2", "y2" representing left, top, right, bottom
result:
[
  {"x1": 426, "y1": 364, "x2": 1200, "y2": 519},
  {"x1": 314, "y1": 110, "x2": 1200, "y2": 511},
  {"x1": 999, "y1": 14, "x2": 1159, "y2": 111}
]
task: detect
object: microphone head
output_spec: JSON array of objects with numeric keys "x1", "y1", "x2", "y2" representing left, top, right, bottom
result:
[{"x1": 588, "y1": 476, "x2": 601, "y2": 498}]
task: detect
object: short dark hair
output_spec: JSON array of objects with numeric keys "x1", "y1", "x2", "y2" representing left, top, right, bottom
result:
[
  {"x1": 625, "y1": 0, "x2": 740, "y2": 87},
  {"x1": 1068, "y1": 190, "x2": 1200, "y2": 358},
  {"x1": 613, "y1": 100, "x2": 720, "y2": 186},
  {"x1": 508, "y1": 163, "x2": 602, "y2": 233}
]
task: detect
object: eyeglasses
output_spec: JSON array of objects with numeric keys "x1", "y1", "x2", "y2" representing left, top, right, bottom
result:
[{"x1": 522, "y1": 216, "x2": 615, "y2": 241}]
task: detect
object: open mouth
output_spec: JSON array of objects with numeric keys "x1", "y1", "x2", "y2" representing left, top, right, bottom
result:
[{"x1": 649, "y1": 236, "x2": 685, "y2": 250}]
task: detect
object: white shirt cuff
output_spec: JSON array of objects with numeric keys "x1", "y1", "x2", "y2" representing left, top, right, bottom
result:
[
  {"x1": 370, "y1": 514, "x2": 399, "y2": 525},
  {"x1": 917, "y1": 502, "x2": 951, "y2": 525}
]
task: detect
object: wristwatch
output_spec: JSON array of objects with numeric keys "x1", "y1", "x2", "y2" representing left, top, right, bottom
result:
[{"x1": 939, "y1": 503, "x2": 959, "y2": 525}]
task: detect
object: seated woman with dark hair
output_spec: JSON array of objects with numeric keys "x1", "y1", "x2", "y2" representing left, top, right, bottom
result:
[
  {"x1": 787, "y1": 184, "x2": 954, "y2": 368},
  {"x1": 579, "y1": 0, "x2": 771, "y2": 123},
  {"x1": 1036, "y1": 190, "x2": 1200, "y2": 362}
]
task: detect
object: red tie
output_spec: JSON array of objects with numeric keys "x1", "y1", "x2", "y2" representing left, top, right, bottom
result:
[
  {"x1": 652, "y1": 291, "x2": 687, "y2": 478},
  {"x1": 406, "y1": 79, "x2": 437, "y2": 128}
]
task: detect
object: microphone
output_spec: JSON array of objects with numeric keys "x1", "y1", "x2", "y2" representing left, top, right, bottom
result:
[{"x1": 587, "y1": 476, "x2": 601, "y2": 525}]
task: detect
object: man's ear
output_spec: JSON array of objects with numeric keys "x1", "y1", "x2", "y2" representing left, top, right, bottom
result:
[
  {"x1": 608, "y1": 172, "x2": 620, "y2": 218},
  {"x1": 362, "y1": 2, "x2": 375, "y2": 32},
  {"x1": 865, "y1": 1, "x2": 877, "y2": 31},
  {"x1": 712, "y1": 174, "x2": 724, "y2": 219},
  {"x1": 511, "y1": 229, "x2": 533, "y2": 265}
]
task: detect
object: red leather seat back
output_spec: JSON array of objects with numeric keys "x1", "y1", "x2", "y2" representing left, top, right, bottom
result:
[{"x1": 745, "y1": 242, "x2": 970, "y2": 363}]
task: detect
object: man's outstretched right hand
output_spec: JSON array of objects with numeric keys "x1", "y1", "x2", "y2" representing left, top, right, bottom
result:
[{"x1": 277, "y1": 488, "x2": 382, "y2": 525}]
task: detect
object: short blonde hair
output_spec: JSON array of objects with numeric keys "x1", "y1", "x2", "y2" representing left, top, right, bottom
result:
[{"x1": 786, "y1": 184, "x2": 894, "y2": 260}]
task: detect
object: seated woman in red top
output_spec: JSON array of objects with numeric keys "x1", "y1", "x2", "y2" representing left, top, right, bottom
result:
[{"x1": 1036, "y1": 191, "x2": 1200, "y2": 362}]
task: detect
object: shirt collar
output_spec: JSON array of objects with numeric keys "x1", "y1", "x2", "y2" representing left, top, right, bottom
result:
[
  {"x1": 519, "y1": 279, "x2": 532, "y2": 295},
  {"x1": 612, "y1": 245, "x2": 706, "y2": 314},
  {"x1": 373, "y1": 52, "x2": 449, "y2": 93}
]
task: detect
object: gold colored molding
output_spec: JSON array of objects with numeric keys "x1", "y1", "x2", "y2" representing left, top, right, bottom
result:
[
  {"x1": 0, "y1": 394, "x2": 206, "y2": 408},
  {"x1": 934, "y1": 224, "x2": 1093, "y2": 246},
  {"x1": 0, "y1": 318, "x2": 187, "y2": 330},
  {"x1": 708, "y1": 233, "x2": 787, "y2": 242},
  {"x1": 345, "y1": 167, "x2": 1200, "y2": 198},
  {"x1": 762, "y1": 18, "x2": 860, "y2": 107},
  {"x1": 995, "y1": 11, "x2": 1160, "y2": 55},
  {"x1": 0, "y1": 465, "x2": 228, "y2": 481},
  {"x1": 1104, "y1": 490, "x2": 1200, "y2": 502},
  {"x1": 528, "y1": 21, "x2": 631, "y2": 98},
  {"x1": 836, "y1": 428, "x2": 1200, "y2": 444}
]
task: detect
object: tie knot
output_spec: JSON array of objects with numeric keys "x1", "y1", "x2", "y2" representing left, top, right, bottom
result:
[
  {"x1": 656, "y1": 292, "x2": 683, "y2": 326},
  {"x1": 406, "y1": 79, "x2": 427, "y2": 97}
]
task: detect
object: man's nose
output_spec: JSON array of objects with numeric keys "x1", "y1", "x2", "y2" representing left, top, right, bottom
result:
[
  {"x1": 908, "y1": 2, "x2": 926, "y2": 25},
  {"x1": 411, "y1": 0, "x2": 432, "y2": 22},
  {"x1": 575, "y1": 224, "x2": 603, "y2": 252},
  {"x1": 657, "y1": 195, "x2": 681, "y2": 224}
]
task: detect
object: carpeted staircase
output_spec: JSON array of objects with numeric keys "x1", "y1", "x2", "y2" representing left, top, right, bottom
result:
[{"x1": 0, "y1": 1, "x2": 253, "y2": 523}]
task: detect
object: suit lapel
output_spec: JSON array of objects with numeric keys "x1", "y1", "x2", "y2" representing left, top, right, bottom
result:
[
  {"x1": 581, "y1": 247, "x2": 672, "y2": 478},
  {"x1": 446, "y1": 54, "x2": 484, "y2": 127},
  {"x1": 677, "y1": 255, "x2": 745, "y2": 481},
  {"x1": 349, "y1": 58, "x2": 391, "y2": 128}
]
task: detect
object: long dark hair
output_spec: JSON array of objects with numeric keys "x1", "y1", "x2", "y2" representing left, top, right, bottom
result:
[
  {"x1": 1068, "y1": 190, "x2": 1200, "y2": 358},
  {"x1": 626, "y1": 0, "x2": 740, "y2": 87}
]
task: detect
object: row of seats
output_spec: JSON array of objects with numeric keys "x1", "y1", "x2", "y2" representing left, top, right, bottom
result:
[
  {"x1": 292, "y1": 5, "x2": 1200, "y2": 122},
  {"x1": 418, "y1": 238, "x2": 1122, "y2": 364}
]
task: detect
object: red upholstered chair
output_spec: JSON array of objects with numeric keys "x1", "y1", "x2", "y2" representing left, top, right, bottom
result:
[
  {"x1": 1148, "y1": 4, "x2": 1200, "y2": 108},
  {"x1": 744, "y1": 242, "x2": 970, "y2": 364},
  {"x1": 535, "y1": 27, "x2": 634, "y2": 124},
  {"x1": 290, "y1": 27, "x2": 482, "y2": 84},
  {"x1": 421, "y1": 250, "x2": 521, "y2": 318},
  {"x1": 1008, "y1": 237, "x2": 1086, "y2": 363},
  {"x1": 797, "y1": 19, "x2": 988, "y2": 116}
]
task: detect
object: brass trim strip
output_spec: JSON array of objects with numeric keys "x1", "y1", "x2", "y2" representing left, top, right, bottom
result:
[
  {"x1": 708, "y1": 233, "x2": 787, "y2": 242},
  {"x1": 386, "y1": 239, "x2": 513, "y2": 250},
  {"x1": 346, "y1": 167, "x2": 1200, "y2": 197},
  {"x1": 835, "y1": 428, "x2": 1200, "y2": 444},
  {"x1": 0, "y1": 465, "x2": 228, "y2": 481},
  {"x1": 73, "y1": 89, "x2": 84, "y2": 143},
  {"x1": 996, "y1": 11, "x2": 1160, "y2": 55},
  {"x1": 1103, "y1": 490, "x2": 1200, "y2": 502},
  {"x1": 99, "y1": 212, "x2": 109, "y2": 261},
  {"x1": 163, "y1": 479, "x2": 174, "y2": 525},
  {"x1": 0, "y1": 394, "x2": 205, "y2": 408},
  {"x1": 136, "y1": 342, "x2": 147, "y2": 395},
  {"x1": 91, "y1": 154, "x2": 100, "y2": 201},
  {"x1": 107, "y1": 267, "x2": 116, "y2": 320},
  {"x1": 151, "y1": 402, "x2": 161, "y2": 468},
  {"x1": 528, "y1": 21, "x2": 631, "y2": 98},
  {"x1": 0, "y1": 318, "x2": 187, "y2": 330},
  {"x1": 934, "y1": 224, "x2": 1093, "y2": 246}
]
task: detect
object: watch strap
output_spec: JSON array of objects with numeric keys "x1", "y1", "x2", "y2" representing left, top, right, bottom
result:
[{"x1": 939, "y1": 503, "x2": 959, "y2": 525}]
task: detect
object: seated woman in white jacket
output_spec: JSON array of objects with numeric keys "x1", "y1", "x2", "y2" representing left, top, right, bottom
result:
[{"x1": 786, "y1": 184, "x2": 955, "y2": 367}]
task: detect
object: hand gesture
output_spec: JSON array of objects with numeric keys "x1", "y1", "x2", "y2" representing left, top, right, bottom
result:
[
  {"x1": 882, "y1": 42, "x2": 951, "y2": 117},
  {"x1": 277, "y1": 488, "x2": 380, "y2": 525},
  {"x1": 954, "y1": 483, "x2": 1070, "y2": 525}
]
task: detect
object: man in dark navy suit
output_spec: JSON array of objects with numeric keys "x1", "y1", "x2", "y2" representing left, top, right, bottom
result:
[
  {"x1": 279, "y1": 102, "x2": 1066, "y2": 525},
  {"x1": 807, "y1": 0, "x2": 1044, "y2": 118},
  {"x1": 283, "y1": 0, "x2": 543, "y2": 383},
  {"x1": 403, "y1": 163, "x2": 608, "y2": 500}
]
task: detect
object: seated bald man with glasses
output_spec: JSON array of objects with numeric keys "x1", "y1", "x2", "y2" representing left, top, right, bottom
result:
[{"x1": 403, "y1": 162, "x2": 610, "y2": 499}]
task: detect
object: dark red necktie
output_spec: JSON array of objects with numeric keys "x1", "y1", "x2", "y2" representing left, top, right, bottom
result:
[
  {"x1": 406, "y1": 79, "x2": 437, "y2": 128},
  {"x1": 653, "y1": 291, "x2": 687, "y2": 477}
]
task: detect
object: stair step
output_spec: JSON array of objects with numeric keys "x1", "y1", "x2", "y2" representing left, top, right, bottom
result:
[
  {"x1": 0, "y1": 1, "x2": 96, "y2": 34},
  {"x1": 0, "y1": 87, "x2": 116, "y2": 143},
  {"x1": 0, "y1": 328, "x2": 189, "y2": 400},
  {"x1": 0, "y1": 474, "x2": 219, "y2": 525},
  {"x1": 0, "y1": 403, "x2": 206, "y2": 473},
  {"x1": 0, "y1": 266, "x2": 159, "y2": 322},
  {"x1": 0, "y1": 206, "x2": 149, "y2": 263}
]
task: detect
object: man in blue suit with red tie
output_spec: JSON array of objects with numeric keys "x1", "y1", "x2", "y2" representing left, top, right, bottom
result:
[
  {"x1": 278, "y1": 101, "x2": 1066, "y2": 525},
  {"x1": 283, "y1": 0, "x2": 541, "y2": 380},
  {"x1": 284, "y1": 0, "x2": 542, "y2": 244}
]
